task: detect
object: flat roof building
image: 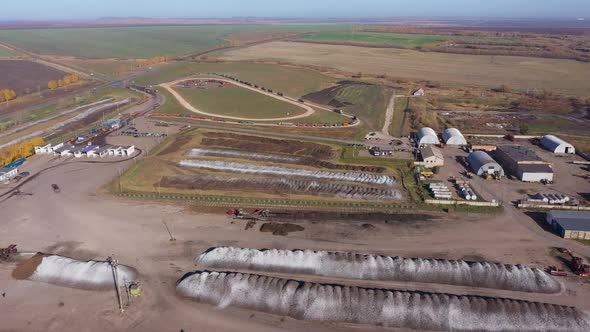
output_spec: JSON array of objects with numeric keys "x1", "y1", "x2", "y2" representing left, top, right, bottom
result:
[
  {"x1": 546, "y1": 210, "x2": 590, "y2": 239},
  {"x1": 442, "y1": 128, "x2": 467, "y2": 145},
  {"x1": 0, "y1": 167, "x2": 18, "y2": 182},
  {"x1": 541, "y1": 135, "x2": 575, "y2": 154},
  {"x1": 417, "y1": 127, "x2": 440, "y2": 145},
  {"x1": 493, "y1": 145, "x2": 553, "y2": 182},
  {"x1": 467, "y1": 151, "x2": 504, "y2": 177}
]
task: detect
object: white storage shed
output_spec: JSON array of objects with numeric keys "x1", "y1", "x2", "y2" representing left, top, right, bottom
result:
[{"x1": 417, "y1": 127, "x2": 440, "y2": 145}]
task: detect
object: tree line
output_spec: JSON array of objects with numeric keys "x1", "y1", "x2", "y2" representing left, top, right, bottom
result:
[
  {"x1": 0, "y1": 136, "x2": 45, "y2": 166},
  {"x1": 137, "y1": 56, "x2": 168, "y2": 67},
  {"x1": 0, "y1": 89, "x2": 17, "y2": 102},
  {"x1": 48, "y1": 74, "x2": 81, "y2": 90}
]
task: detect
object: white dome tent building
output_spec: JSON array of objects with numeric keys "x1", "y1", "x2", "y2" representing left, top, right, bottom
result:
[
  {"x1": 416, "y1": 127, "x2": 440, "y2": 145},
  {"x1": 467, "y1": 151, "x2": 505, "y2": 178},
  {"x1": 443, "y1": 128, "x2": 467, "y2": 145},
  {"x1": 541, "y1": 135, "x2": 575, "y2": 154}
]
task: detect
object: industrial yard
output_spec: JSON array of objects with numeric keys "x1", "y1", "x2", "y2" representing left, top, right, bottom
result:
[{"x1": 1, "y1": 11, "x2": 590, "y2": 332}]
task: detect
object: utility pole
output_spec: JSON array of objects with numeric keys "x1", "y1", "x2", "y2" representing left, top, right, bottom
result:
[
  {"x1": 118, "y1": 168, "x2": 123, "y2": 193},
  {"x1": 162, "y1": 220, "x2": 176, "y2": 242},
  {"x1": 107, "y1": 256, "x2": 124, "y2": 314}
]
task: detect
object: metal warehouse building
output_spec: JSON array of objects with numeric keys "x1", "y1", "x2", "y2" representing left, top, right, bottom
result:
[
  {"x1": 442, "y1": 128, "x2": 467, "y2": 145},
  {"x1": 467, "y1": 151, "x2": 505, "y2": 177},
  {"x1": 541, "y1": 135, "x2": 575, "y2": 154},
  {"x1": 546, "y1": 210, "x2": 590, "y2": 239},
  {"x1": 493, "y1": 145, "x2": 554, "y2": 183},
  {"x1": 417, "y1": 127, "x2": 440, "y2": 145}
]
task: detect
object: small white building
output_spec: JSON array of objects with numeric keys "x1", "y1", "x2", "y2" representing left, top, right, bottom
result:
[
  {"x1": 96, "y1": 145, "x2": 111, "y2": 158},
  {"x1": 417, "y1": 127, "x2": 440, "y2": 145},
  {"x1": 420, "y1": 145, "x2": 444, "y2": 168},
  {"x1": 122, "y1": 146, "x2": 136, "y2": 156},
  {"x1": 412, "y1": 88, "x2": 425, "y2": 96},
  {"x1": 541, "y1": 135, "x2": 575, "y2": 154},
  {"x1": 0, "y1": 167, "x2": 18, "y2": 182},
  {"x1": 108, "y1": 147, "x2": 123, "y2": 156},
  {"x1": 52, "y1": 143, "x2": 75, "y2": 157},
  {"x1": 34, "y1": 144, "x2": 52, "y2": 154},
  {"x1": 442, "y1": 128, "x2": 467, "y2": 145}
]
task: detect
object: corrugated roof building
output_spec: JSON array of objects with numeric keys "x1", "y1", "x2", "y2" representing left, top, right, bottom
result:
[
  {"x1": 541, "y1": 135, "x2": 575, "y2": 154},
  {"x1": 442, "y1": 128, "x2": 467, "y2": 145},
  {"x1": 546, "y1": 210, "x2": 590, "y2": 239},
  {"x1": 417, "y1": 127, "x2": 440, "y2": 145},
  {"x1": 467, "y1": 151, "x2": 504, "y2": 177},
  {"x1": 493, "y1": 145, "x2": 553, "y2": 182}
]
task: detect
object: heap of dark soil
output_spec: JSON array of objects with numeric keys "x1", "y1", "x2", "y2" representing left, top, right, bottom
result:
[{"x1": 260, "y1": 223, "x2": 304, "y2": 236}]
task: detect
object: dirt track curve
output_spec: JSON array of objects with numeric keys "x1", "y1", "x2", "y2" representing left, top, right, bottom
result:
[{"x1": 160, "y1": 76, "x2": 317, "y2": 121}]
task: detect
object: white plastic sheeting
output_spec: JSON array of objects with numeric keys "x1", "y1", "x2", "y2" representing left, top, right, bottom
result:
[
  {"x1": 29, "y1": 255, "x2": 137, "y2": 290},
  {"x1": 180, "y1": 159, "x2": 396, "y2": 186},
  {"x1": 177, "y1": 271, "x2": 589, "y2": 331},
  {"x1": 198, "y1": 247, "x2": 561, "y2": 293}
]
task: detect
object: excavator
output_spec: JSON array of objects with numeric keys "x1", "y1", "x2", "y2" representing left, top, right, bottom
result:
[
  {"x1": 560, "y1": 248, "x2": 590, "y2": 277},
  {"x1": 227, "y1": 208, "x2": 270, "y2": 221}
]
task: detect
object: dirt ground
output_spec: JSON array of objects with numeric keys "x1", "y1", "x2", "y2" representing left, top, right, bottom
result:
[
  {"x1": 199, "y1": 132, "x2": 335, "y2": 159},
  {"x1": 1, "y1": 140, "x2": 590, "y2": 331},
  {"x1": 0, "y1": 60, "x2": 66, "y2": 95},
  {"x1": 433, "y1": 141, "x2": 590, "y2": 205}
]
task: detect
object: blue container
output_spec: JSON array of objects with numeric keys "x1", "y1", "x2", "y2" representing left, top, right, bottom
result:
[{"x1": 5, "y1": 158, "x2": 25, "y2": 169}]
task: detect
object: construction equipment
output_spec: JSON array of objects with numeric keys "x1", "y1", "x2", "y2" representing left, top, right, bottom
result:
[
  {"x1": 1, "y1": 244, "x2": 17, "y2": 260},
  {"x1": 227, "y1": 208, "x2": 270, "y2": 221},
  {"x1": 562, "y1": 249, "x2": 590, "y2": 277},
  {"x1": 420, "y1": 170, "x2": 434, "y2": 178},
  {"x1": 546, "y1": 266, "x2": 567, "y2": 277}
]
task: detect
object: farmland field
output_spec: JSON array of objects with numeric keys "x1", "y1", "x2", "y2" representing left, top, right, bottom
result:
[
  {"x1": 0, "y1": 60, "x2": 66, "y2": 94},
  {"x1": 0, "y1": 45, "x2": 15, "y2": 57},
  {"x1": 0, "y1": 25, "x2": 358, "y2": 59},
  {"x1": 119, "y1": 130, "x2": 402, "y2": 203},
  {"x1": 174, "y1": 84, "x2": 306, "y2": 119},
  {"x1": 295, "y1": 31, "x2": 445, "y2": 47},
  {"x1": 59, "y1": 58, "x2": 143, "y2": 77},
  {"x1": 294, "y1": 31, "x2": 517, "y2": 48},
  {"x1": 137, "y1": 61, "x2": 335, "y2": 97},
  {"x1": 222, "y1": 41, "x2": 590, "y2": 96}
]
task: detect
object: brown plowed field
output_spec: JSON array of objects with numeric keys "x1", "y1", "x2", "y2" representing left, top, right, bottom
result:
[
  {"x1": 0, "y1": 60, "x2": 66, "y2": 94},
  {"x1": 200, "y1": 132, "x2": 334, "y2": 160}
]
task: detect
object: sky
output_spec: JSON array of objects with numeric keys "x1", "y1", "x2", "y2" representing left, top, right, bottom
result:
[{"x1": 1, "y1": 0, "x2": 588, "y2": 20}]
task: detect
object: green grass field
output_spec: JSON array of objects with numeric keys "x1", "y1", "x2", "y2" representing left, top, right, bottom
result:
[
  {"x1": 0, "y1": 45, "x2": 15, "y2": 57},
  {"x1": 174, "y1": 85, "x2": 306, "y2": 119},
  {"x1": 335, "y1": 84, "x2": 391, "y2": 130},
  {"x1": 295, "y1": 31, "x2": 516, "y2": 48},
  {"x1": 0, "y1": 26, "x2": 238, "y2": 58},
  {"x1": 296, "y1": 31, "x2": 445, "y2": 47},
  {"x1": 136, "y1": 61, "x2": 335, "y2": 97},
  {"x1": 0, "y1": 25, "x2": 364, "y2": 59}
]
